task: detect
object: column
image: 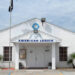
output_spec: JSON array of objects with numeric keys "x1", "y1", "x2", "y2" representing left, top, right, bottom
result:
[
  {"x1": 14, "y1": 43, "x2": 19, "y2": 70},
  {"x1": 52, "y1": 43, "x2": 56, "y2": 70}
]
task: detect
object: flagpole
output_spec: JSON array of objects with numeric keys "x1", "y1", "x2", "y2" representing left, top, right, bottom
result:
[
  {"x1": 9, "y1": 0, "x2": 12, "y2": 70},
  {"x1": 8, "y1": 0, "x2": 13, "y2": 70},
  {"x1": 9, "y1": 10, "x2": 12, "y2": 70}
]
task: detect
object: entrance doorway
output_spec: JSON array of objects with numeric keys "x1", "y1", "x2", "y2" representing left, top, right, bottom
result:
[{"x1": 26, "y1": 44, "x2": 52, "y2": 68}]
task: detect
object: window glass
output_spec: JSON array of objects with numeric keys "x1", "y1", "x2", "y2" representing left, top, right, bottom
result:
[
  {"x1": 3, "y1": 47, "x2": 12, "y2": 61},
  {"x1": 59, "y1": 47, "x2": 67, "y2": 61}
]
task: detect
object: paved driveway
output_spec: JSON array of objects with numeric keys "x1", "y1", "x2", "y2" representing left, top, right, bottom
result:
[
  {"x1": 0, "y1": 70, "x2": 75, "y2": 75},
  {"x1": 0, "y1": 70, "x2": 12, "y2": 75}
]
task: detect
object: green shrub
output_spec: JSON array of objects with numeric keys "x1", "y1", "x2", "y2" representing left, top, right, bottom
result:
[
  {"x1": 71, "y1": 53, "x2": 75, "y2": 59},
  {"x1": 0, "y1": 55, "x2": 3, "y2": 61},
  {"x1": 68, "y1": 53, "x2": 75, "y2": 68},
  {"x1": 67, "y1": 59, "x2": 73, "y2": 64}
]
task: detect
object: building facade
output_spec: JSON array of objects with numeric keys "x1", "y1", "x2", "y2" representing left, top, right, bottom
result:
[{"x1": 0, "y1": 18, "x2": 75, "y2": 70}]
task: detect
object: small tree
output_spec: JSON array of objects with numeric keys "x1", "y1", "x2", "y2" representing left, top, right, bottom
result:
[
  {"x1": 0, "y1": 55, "x2": 3, "y2": 61},
  {"x1": 0, "y1": 55, "x2": 3, "y2": 68},
  {"x1": 68, "y1": 53, "x2": 75, "y2": 68}
]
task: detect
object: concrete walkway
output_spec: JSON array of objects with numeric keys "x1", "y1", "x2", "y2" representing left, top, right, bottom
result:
[
  {"x1": 0, "y1": 70, "x2": 75, "y2": 75},
  {"x1": 11, "y1": 70, "x2": 63, "y2": 75},
  {"x1": 60, "y1": 70, "x2": 75, "y2": 75}
]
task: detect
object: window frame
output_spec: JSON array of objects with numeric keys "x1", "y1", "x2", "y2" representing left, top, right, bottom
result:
[
  {"x1": 3, "y1": 46, "x2": 12, "y2": 62},
  {"x1": 59, "y1": 47, "x2": 68, "y2": 61}
]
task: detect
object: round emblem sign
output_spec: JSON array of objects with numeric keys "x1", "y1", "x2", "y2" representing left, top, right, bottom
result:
[{"x1": 32, "y1": 23, "x2": 39, "y2": 30}]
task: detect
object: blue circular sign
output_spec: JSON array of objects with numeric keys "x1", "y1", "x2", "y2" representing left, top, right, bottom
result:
[{"x1": 32, "y1": 23, "x2": 39, "y2": 30}]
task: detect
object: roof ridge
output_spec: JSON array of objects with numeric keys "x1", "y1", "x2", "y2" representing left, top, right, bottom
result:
[
  {"x1": 45, "y1": 21, "x2": 75, "y2": 34},
  {"x1": 0, "y1": 18, "x2": 75, "y2": 34},
  {"x1": 0, "y1": 18, "x2": 39, "y2": 32},
  {"x1": 34, "y1": 18, "x2": 75, "y2": 34}
]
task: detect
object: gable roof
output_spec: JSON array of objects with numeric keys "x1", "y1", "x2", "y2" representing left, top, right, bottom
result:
[
  {"x1": 11, "y1": 30, "x2": 62, "y2": 43},
  {"x1": 0, "y1": 18, "x2": 75, "y2": 34},
  {"x1": 0, "y1": 18, "x2": 37, "y2": 32}
]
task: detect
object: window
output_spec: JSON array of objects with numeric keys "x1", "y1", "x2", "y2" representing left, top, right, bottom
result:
[
  {"x1": 3, "y1": 47, "x2": 12, "y2": 61},
  {"x1": 59, "y1": 47, "x2": 67, "y2": 61}
]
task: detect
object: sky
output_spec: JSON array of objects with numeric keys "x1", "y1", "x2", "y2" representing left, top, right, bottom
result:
[{"x1": 0, "y1": 0, "x2": 75, "y2": 32}]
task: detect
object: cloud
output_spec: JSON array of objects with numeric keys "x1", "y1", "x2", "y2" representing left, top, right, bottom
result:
[{"x1": 0, "y1": 0, "x2": 75, "y2": 32}]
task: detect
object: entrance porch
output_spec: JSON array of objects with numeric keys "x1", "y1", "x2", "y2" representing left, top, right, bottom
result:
[{"x1": 14, "y1": 43, "x2": 58, "y2": 70}]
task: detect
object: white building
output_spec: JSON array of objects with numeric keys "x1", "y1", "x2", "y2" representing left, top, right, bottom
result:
[{"x1": 0, "y1": 18, "x2": 75, "y2": 70}]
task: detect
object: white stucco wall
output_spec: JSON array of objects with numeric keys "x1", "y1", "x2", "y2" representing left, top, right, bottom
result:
[{"x1": 52, "y1": 24, "x2": 75, "y2": 68}]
